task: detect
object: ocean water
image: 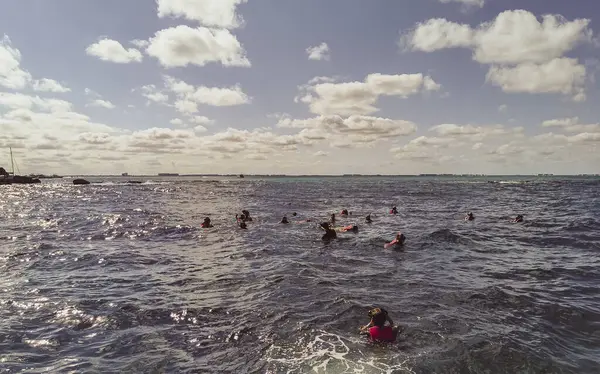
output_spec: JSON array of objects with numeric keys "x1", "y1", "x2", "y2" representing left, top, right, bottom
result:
[{"x1": 1, "y1": 176, "x2": 599, "y2": 373}]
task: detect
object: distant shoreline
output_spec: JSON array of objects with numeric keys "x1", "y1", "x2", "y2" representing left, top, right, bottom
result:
[{"x1": 57, "y1": 174, "x2": 600, "y2": 178}]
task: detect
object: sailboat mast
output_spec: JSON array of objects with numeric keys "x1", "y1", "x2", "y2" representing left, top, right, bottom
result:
[{"x1": 10, "y1": 147, "x2": 15, "y2": 175}]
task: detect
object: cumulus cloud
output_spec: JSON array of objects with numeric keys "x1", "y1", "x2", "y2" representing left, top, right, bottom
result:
[
  {"x1": 486, "y1": 58, "x2": 586, "y2": 99},
  {"x1": 296, "y1": 73, "x2": 440, "y2": 116},
  {"x1": 162, "y1": 75, "x2": 250, "y2": 114},
  {"x1": 405, "y1": 10, "x2": 591, "y2": 64},
  {"x1": 146, "y1": 25, "x2": 250, "y2": 68},
  {"x1": 170, "y1": 118, "x2": 184, "y2": 126},
  {"x1": 86, "y1": 99, "x2": 116, "y2": 109},
  {"x1": 190, "y1": 115, "x2": 215, "y2": 125},
  {"x1": 139, "y1": 84, "x2": 169, "y2": 104},
  {"x1": 32, "y1": 78, "x2": 70, "y2": 93},
  {"x1": 86, "y1": 38, "x2": 143, "y2": 63},
  {"x1": 0, "y1": 35, "x2": 32, "y2": 89},
  {"x1": 403, "y1": 10, "x2": 593, "y2": 100},
  {"x1": 0, "y1": 92, "x2": 72, "y2": 112},
  {"x1": 306, "y1": 43, "x2": 330, "y2": 61},
  {"x1": 278, "y1": 114, "x2": 416, "y2": 147},
  {"x1": 156, "y1": 0, "x2": 247, "y2": 29},
  {"x1": 542, "y1": 117, "x2": 600, "y2": 133}
]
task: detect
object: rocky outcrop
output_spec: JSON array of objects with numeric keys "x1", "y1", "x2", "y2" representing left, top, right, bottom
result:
[{"x1": 73, "y1": 178, "x2": 90, "y2": 185}]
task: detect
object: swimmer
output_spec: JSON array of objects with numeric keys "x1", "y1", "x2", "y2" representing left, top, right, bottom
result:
[
  {"x1": 359, "y1": 307, "x2": 399, "y2": 343},
  {"x1": 465, "y1": 212, "x2": 475, "y2": 221},
  {"x1": 320, "y1": 222, "x2": 337, "y2": 240},
  {"x1": 242, "y1": 210, "x2": 253, "y2": 222},
  {"x1": 391, "y1": 206, "x2": 398, "y2": 215},
  {"x1": 201, "y1": 217, "x2": 213, "y2": 228},
  {"x1": 236, "y1": 213, "x2": 245, "y2": 222},
  {"x1": 341, "y1": 209, "x2": 349, "y2": 216},
  {"x1": 239, "y1": 220, "x2": 247, "y2": 229},
  {"x1": 365, "y1": 214, "x2": 372, "y2": 223},
  {"x1": 330, "y1": 213, "x2": 336, "y2": 224},
  {"x1": 281, "y1": 216, "x2": 289, "y2": 224},
  {"x1": 385, "y1": 232, "x2": 406, "y2": 248},
  {"x1": 292, "y1": 212, "x2": 297, "y2": 217},
  {"x1": 513, "y1": 214, "x2": 524, "y2": 223}
]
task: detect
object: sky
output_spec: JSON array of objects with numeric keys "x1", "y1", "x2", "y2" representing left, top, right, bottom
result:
[{"x1": 0, "y1": 0, "x2": 599, "y2": 175}]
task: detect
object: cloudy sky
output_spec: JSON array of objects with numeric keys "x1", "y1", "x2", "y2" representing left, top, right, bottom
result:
[{"x1": 1, "y1": 0, "x2": 599, "y2": 175}]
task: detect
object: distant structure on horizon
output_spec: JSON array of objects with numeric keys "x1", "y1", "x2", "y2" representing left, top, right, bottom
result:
[
  {"x1": 158, "y1": 173, "x2": 179, "y2": 176},
  {"x1": 122, "y1": 172, "x2": 128, "y2": 176}
]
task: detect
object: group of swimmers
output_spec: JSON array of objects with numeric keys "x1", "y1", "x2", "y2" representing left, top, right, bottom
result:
[{"x1": 201, "y1": 207, "x2": 525, "y2": 343}]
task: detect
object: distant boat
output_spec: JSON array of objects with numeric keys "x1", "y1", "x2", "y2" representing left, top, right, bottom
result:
[
  {"x1": 0, "y1": 148, "x2": 41, "y2": 185},
  {"x1": 122, "y1": 172, "x2": 129, "y2": 176},
  {"x1": 239, "y1": 174, "x2": 245, "y2": 178}
]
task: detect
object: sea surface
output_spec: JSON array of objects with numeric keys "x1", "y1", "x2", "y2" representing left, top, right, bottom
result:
[{"x1": 1, "y1": 176, "x2": 599, "y2": 373}]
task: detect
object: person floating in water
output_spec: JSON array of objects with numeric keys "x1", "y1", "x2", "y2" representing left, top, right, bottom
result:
[
  {"x1": 513, "y1": 214, "x2": 524, "y2": 223},
  {"x1": 280, "y1": 216, "x2": 289, "y2": 224},
  {"x1": 365, "y1": 214, "x2": 372, "y2": 223},
  {"x1": 385, "y1": 232, "x2": 406, "y2": 248},
  {"x1": 330, "y1": 213, "x2": 336, "y2": 224},
  {"x1": 201, "y1": 217, "x2": 213, "y2": 228},
  {"x1": 359, "y1": 307, "x2": 399, "y2": 343},
  {"x1": 320, "y1": 222, "x2": 337, "y2": 240},
  {"x1": 239, "y1": 220, "x2": 247, "y2": 229},
  {"x1": 242, "y1": 210, "x2": 253, "y2": 222},
  {"x1": 465, "y1": 212, "x2": 475, "y2": 221},
  {"x1": 341, "y1": 209, "x2": 349, "y2": 216},
  {"x1": 390, "y1": 206, "x2": 398, "y2": 215}
]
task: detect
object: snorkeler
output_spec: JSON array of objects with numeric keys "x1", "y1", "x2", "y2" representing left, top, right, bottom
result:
[
  {"x1": 292, "y1": 212, "x2": 297, "y2": 217},
  {"x1": 320, "y1": 222, "x2": 337, "y2": 240},
  {"x1": 513, "y1": 214, "x2": 524, "y2": 223},
  {"x1": 330, "y1": 213, "x2": 336, "y2": 223},
  {"x1": 281, "y1": 216, "x2": 289, "y2": 224},
  {"x1": 201, "y1": 217, "x2": 213, "y2": 228},
  {"x1": 359, "y1": 307, "x2": 399, "y2": 343},
  {"x1": 385, "y1": 232, "x2": 406, "y2": 248},
  {"x1": 242, "y1": 210, "x2": 253, "y2": 221},
  {"x1": 465, "y1": 212, "x2": 475, "y2": 221},
  {"x1": 365, "y1": 214, "x2": 372, "y2": 223},
  {"x1": 390, "y1": 206, "x2": 398, "y2": 215},
  {"x1": 341, "y1": 209, "x2": 349, "y2": 216},
  {"x1": 239, "y1": 220, "x2": 247, "y2": 229}
]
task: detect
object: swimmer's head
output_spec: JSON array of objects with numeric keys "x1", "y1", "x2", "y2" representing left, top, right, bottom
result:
[
  {"x1": 281, "y1": 216, "x2": 289, "y2": 224},
  {"x1": 320, "y1": 222, "x2": 331, "y2": 230},
  {"x1": 292, "y1": 212, "x2": 297, "y2": 216},
  {"x1": 368, "y1": 308, "x2": 388, "y2": 327}
]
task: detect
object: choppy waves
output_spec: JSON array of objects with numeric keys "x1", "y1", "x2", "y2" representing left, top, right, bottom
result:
[{"x1": 1, "y1": 177, "x2": 599, "y2": 373}]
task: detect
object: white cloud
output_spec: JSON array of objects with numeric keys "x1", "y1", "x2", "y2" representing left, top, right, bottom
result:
[
  {"x1": 306, "y1": 42, "x2": 330, "y2": 61},
  {"x1": 130, "y1": 39, "x2": 149, "y2": 48},
  {"x1": 86, "y1": 38, "x2": 143, "y2": 63},
  {"x1": 194, "y1": 125, "x2": 208, "y2": 133},
  {"x1": 486, "y1": 58, "x2": 586, "y2": 99},
  {"x1": 406, "y1": 10, "x2": 592, "y2": 64},
  {"x1": 163, "y1": 76, "x2": 250, "y2": 115},
  {"x1": 278, "y1": 114, "x2": 417, "y2": 146},
  {"x1": 404, "y1": 10, "x2": 593, "y2": 100},
  {"x1": 498, "y1": 104, "x2": 507, "y2": 113},
  {"x1": 296, "y1": 73, "x2": 440, "y2": 116},
  {"x1": 0, "y1": 35, "x2": 32, "y2": 89},
  {"x1": 0, "y1": 92, "x2": 72, "y2": 112},
  {"x1": 140, "y1": 84, "x2": 169, "y2": 103},
  {"x1": 190, "y1": 115, "x2": 215, "y2": 125},
  {"x1": 542, "y1": 117, "x2": 600, "y2": 133},
  {"x1": 156, "y1": 0, "x2": 247, "y2": 29},
  {"x1": 87, "y1": 99, "x2": 116, "y2": 109},
  {"x1": 170, "y1": 118, "x2": 184, "y2": 126},
  {"x1": 32, "y1": 78, "x2": 71, "y2": 93},
  {"x1": 191, "y1": 85, "x2": 250, "y2": 106},
  {"x1": 146, "y1": 25, "x2": 250, "y2": 68},
  {"x1": 438, "y1": 0, "x2": 484, "y2": 8}
]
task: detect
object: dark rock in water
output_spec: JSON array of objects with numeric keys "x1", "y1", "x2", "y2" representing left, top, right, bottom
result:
[
  {"x1": 73, "y1": 179, "x2": 90, "y2": 185},
  {"x1": 10, "y1": 175, "x2": 41, "y2": 184}
]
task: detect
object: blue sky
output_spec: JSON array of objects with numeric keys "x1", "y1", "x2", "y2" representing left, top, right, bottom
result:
[{"x1": 0, "y1": 0, "x2": 599, "y2": 175}]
